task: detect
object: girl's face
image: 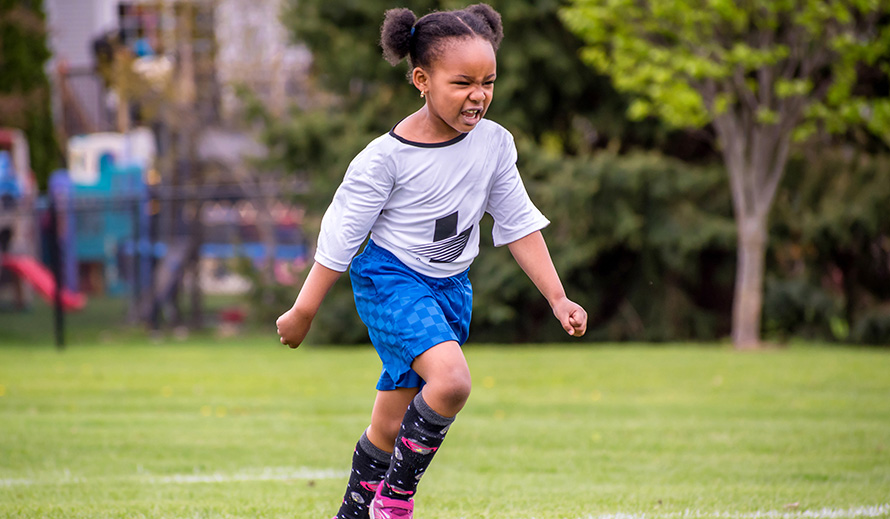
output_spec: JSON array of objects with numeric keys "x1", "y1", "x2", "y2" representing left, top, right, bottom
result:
[{"x1": 414, "y1": 36, "x2": 497, "y2": 139}]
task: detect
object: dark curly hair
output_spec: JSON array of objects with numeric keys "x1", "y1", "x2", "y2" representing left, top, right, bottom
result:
[{"x1": 380, "y1": 3, "x2": 504, "y2": 72}]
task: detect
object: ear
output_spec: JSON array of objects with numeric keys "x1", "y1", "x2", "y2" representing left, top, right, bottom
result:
[{"x1": 412, "y1": 67, "x2": 429, "y2": 97}]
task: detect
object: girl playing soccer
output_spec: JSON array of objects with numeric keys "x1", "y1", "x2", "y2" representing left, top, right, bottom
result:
[{"x1": 276, "y1": 4, "x2": 588, "y2": 518}]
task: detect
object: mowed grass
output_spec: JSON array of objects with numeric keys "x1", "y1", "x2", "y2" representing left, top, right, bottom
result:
[{"x1": 0, "y1": 338, "x2": 888, "y2": 519}]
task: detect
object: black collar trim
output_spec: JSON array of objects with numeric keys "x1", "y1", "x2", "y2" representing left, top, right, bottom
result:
[{"x1": 389, "y1": 126, "x2": 469, "y2": 148}]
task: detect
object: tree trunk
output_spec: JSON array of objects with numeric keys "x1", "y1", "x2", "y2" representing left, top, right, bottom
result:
[
  {"x1": 712, "y1": 107, "x2": 794, "y2": 350},
  {"x1": 732, "y1": 215, "x2": 767, "y2": 349}
]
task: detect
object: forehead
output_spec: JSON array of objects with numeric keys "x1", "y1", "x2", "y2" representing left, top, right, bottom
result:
[{"x1": 429, "y1": 36, "x2": 497, "y2": 75}]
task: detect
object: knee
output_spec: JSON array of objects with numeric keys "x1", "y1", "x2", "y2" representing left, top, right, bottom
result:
[
  {"x1": 427, "y1": 368, "x2": 472, "y2": 414},
  {"x1": 447, "y1": 369, "x2": 473, "y2": 407}
]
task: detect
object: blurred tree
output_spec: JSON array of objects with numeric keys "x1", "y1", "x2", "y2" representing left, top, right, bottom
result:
[
  {"x1": 0, "y1": 0, "x2": 59, "y2": 187},
  {"x1": 562, "y1": 0, "x2": 890, "y2": 349}
]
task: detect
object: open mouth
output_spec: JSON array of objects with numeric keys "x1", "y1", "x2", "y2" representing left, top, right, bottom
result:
[{"x1": 460, "y1": 108, "x2": 483, "y2": 123}]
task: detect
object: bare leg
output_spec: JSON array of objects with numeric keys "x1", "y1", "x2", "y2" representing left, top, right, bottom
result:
[
  {"x1": 369, "y1": 340, "x2": 471, "y2": 506},
  {"x1": 409, "y1": 340, "x2": 472, "y2": 417},
  {"x1": 367, "y1": 387, "x2": 419, "y2": 452},
  {"x1": 366, "y1": 338, "x2": 471, "y2": 449}
]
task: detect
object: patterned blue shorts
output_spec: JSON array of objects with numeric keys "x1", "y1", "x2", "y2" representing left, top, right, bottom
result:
[{"x1": 350, "y1": 240, "x2": 473, "y2": 391}]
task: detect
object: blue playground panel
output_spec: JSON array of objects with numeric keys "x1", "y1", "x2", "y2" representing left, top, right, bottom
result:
[
  {"x1": 56, "y1": 153, "x2": 306, "y2": 297},
  {"x1": 200, "y1": 243, "x2": 307, "y2": 261},
  {"x1": 70, "y1": 163, "x2": 147, "y2": 295}
]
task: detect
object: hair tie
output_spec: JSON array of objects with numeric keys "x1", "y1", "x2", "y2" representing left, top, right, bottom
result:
[{"x1": 410, "y1": 26, "x2": 416, "y2": 37}]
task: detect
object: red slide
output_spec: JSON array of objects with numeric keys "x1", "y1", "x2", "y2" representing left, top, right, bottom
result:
[{"x1": 1, "y1": 255, "x2": 87, "y2": 311}]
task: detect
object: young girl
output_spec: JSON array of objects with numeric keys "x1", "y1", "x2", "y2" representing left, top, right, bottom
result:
[{"x1": 276, "y1": 4, "x2": 587, "y2": 518}]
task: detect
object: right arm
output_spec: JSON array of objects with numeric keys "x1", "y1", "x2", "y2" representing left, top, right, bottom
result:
[
  {"x1": 276, "y1": 262, "x2": 343, "y2": 348},
  {"x1": 277, "y1": 142, "x2": 393, "y2": 348}
]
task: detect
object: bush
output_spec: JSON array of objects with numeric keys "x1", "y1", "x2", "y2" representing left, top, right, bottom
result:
[
  {"x1": 851, "y1": 311, "x2": 890, "y2": 346},
  {"x1": 762, "y1": 278, "x2": 843, "y2": 342},
  {"x1": 470, "y1": 147, "x2": 736, "y2": 343}
]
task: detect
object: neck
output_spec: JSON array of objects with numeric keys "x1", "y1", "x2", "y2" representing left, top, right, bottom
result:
[{"x1": 395, "y1": 107, "x2": 463, "y2": 143}]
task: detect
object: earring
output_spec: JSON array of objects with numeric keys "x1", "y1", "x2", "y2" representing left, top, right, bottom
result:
[{"x1": 420, "y1": 91, "x2": 426, "y2": 99}]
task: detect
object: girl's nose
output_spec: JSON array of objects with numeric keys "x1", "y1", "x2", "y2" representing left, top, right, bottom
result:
[{"x1": 469, "y1": 87, "x2": 485, "y2": 102}]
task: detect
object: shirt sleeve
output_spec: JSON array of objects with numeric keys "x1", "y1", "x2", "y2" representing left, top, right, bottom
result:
[
  {"x1": 485, "y1": 132, "x2": 550, "y2": 247},
  {"x1": 314, "y1": 151, "x2": 394, "y2": 271}
]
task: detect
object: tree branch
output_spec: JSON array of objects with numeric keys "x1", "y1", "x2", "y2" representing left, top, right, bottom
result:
[
  {"x1": 757, "y1": 27, "x2": 775, "y2": 109},
  {"x1": 758, "y1": 130, "x2": 792, "y2": 218},
  {"x1": 733, "y1": 65, "x2": 759, "y2": 114},
  {"x1": 712, "y1": 111, "x2": 747, "y2": 219}
]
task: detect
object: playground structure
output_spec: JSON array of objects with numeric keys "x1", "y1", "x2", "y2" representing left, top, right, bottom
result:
[
  {"x1": 0, "y1": 129, "x2": 38, "y2": 257},
  {"x1": 2, "y1": 1, "x2": 309, "y2": 344},
  {"x1": 0, "y1": 126, "x2": 307, "y2": 334},
  {"x1": 0, "y1": 255, "x2": 86, "y2": 311},
  {"x1": 0, "y1": 128, "x2": 60, "y2": 311}
]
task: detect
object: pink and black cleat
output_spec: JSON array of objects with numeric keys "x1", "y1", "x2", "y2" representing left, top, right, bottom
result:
[{"x1": 369, "y1": 483, "x2": 414, "y2": 519}]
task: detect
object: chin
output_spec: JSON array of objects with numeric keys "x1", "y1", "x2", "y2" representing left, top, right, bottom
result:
[{"x1": 456, "y1": 118, "x2": 483, "y2": 132}]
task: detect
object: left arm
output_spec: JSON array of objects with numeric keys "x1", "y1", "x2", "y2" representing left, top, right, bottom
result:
[{"x1": 507, "y1": 231, "x2": 587, "y2": 337}]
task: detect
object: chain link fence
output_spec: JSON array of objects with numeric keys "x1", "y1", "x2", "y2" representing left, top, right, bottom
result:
[{"x1": 0, "y1": 179, "x2": 307, "y2": 347}]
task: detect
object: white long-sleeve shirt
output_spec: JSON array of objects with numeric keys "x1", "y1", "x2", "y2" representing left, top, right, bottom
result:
[{"x1": 315, "y1": 119, "x2": 549, "y2": 278}]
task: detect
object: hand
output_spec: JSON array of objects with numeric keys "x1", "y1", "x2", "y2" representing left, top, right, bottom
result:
[
  {"x1": 552, "y1": 297, "x2": 588, "y2": 337},
  {"x1": 274, "y1": 262, "x2": 342, "y2": 348},
  {"x1": 276, "y1": 306, "x2": 314, "y2": 349}
]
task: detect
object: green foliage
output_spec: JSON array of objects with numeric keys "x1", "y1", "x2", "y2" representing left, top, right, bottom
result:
[
  {"x1": 762, "y1": 277, "x2": 843, "y2": 341},
  {"x1": 562, "y1": 0, "x2": 890, "y2": 348},
  {"x1": 278, "y1": 0, "x2": 681, "y2": 154},
  {"x1": 471, "y1": 145, "x2": 736, "y2": 342},
  {"x1": 561, "y1": 0, "x2": 890, "y2": 139},
  {"x1": 0, "y1": 0, "x2": 59, "y2": 186},
  {"x1": 768, "y1": 149, "x2": 890, "y2": 344},
  {"x1": 851, "y1": 311, "x2": 890, "y2": 344}
]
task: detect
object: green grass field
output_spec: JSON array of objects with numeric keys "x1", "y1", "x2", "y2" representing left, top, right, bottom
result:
[{"x1": 1, "y1": 335, "x2": 888, "y2": 519}]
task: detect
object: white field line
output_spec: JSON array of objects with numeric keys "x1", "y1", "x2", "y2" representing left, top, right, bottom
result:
[
  {"x1": 581, "y1": 504, "x2": 890, "y2": 519},
  {"x1": 0, "y1": 466, "x2": 348, "y2": 487},
  {"x1": 1, "y1": 472, "x2": 886, "y2": 519}
]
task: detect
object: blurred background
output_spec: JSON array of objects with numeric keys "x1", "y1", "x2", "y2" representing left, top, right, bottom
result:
[{"x1": 0, "y1": 0, "x2": 888, "y2": 348}]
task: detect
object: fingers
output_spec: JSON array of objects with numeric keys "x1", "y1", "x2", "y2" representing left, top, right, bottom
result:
[
  {"x1": 278, "y1": 327, "x2": 304, "y2": 349},
  {"x1": 564, "y1": 307, "x2": 588, "y2": 337},
  {"x1": 278, "y1": 330, "x2": 299, "y2": 348},
  {"x1": 279, "y1": 335, "x2": 300, "y2": 348},
  {"x1": 277, "y1": 324, "x2": 293, "y2": 348},
  {"x1": 562, "y1": 316, "x2": 576, "y2": 335},
  {"x1": 277, "y1": 310, "x2": 311, "y2": 349},
  {"x1": 277, "y1": 314, "x2": 295, "y2": 348}
]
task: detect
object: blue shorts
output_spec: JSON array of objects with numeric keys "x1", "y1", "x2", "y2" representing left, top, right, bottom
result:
[{"x1": 350, "y1": 240, "x2": 472, "y2": 391}]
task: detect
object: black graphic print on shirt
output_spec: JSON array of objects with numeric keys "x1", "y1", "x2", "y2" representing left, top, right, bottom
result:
[{"x1": 407, "y1": 211, "x2": 473, "y2": 263}]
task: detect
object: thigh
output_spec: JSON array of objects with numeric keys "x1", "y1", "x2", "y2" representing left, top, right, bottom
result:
[
  {"x1": 410, "y1": 340, "x2": 469, "y2": 384},
  {"x1": 367, "y1": 387, "x2": 419, "y2": 453}
]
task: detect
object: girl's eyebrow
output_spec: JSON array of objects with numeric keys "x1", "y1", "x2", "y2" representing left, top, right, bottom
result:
[{"x1": 453, "y1": 73, "x2": 497, "y2": 80}]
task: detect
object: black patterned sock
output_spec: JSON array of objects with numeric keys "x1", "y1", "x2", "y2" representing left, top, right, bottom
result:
[
  {"x1": 336, "y1": 430, "x2": 392, "y2": 519},
  {"x1": 380, "y1": 391, "x2": 455, "y2": 501}
]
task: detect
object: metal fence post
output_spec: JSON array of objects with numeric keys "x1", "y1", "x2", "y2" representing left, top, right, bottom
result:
[{"x1": 49, "y1": 194, "x2": 65, "y2": 350}]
